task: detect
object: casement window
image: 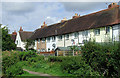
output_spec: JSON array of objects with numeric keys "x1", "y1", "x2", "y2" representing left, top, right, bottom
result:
[
  {"x1": 106, "y1": 27, "x2": 110, "y2": 34},
  {"x1": 38, "y1": 39, "x2": 40, "y2": 43},
  {"x1": 58, "y1": 35, "x2": 62, "y2": 40},
  {"x1": 66, "y1": 34, "x2": 69, "y2": 40},
  {"x1": 94, "y1": 29, "x2": 100, "y2": 35},
  {"x1": 82, "y1": 31, "x2": 88, "y2": 36},
  {"x1": 47, "y1": 37, "x2": 50, "y2": 42},
  {"x1": 52, "y1": 36, "x2": 56, "y2": 41},
  {"x1": 74, "y1": 32, "x2": 79, "y2": 38},
  {"x1": 42, "y1": 38, "x2": 45, "y2": 42}
]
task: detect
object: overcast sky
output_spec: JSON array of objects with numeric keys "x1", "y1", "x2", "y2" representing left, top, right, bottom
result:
[{"x1": 1, "y1": 2, "x2": 114, "y2": 33}]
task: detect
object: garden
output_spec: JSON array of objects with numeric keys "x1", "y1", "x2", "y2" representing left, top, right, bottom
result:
[{"x1": 2, "y1": 41, "x2": 120, "y2": 77}]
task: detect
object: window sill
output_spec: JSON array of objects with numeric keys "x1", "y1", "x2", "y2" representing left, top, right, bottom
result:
[
  {"x1": 94, "y1": 34, "x2": 100, "y2": 36},
  {"x1": 105, "y1": 33, "x2": 110, "y2": 35},
  {"x1": 74, "y1": 37, "x2": 78, "y2": 39},
  {"x1": 66, "y1": 39, "x2": 69, "y2": 40},
  {"x1": 58, "y1": 40, "x2": 62, "y2": 41}
]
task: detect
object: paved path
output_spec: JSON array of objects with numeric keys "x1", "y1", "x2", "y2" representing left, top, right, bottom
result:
[{"x1": 23, "y1": 69, "x2": 60, "y2": 78}]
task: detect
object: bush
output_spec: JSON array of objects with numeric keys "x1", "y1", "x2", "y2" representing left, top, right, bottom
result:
[
  {"x1": 48, "y1": 56, "x2": 67, "y2": 62},
  {"x1": 2, "y1": 52, "x2": 20, "y2": 74},
  {"x1": 27, "y1": 56, "x2": 44, "y2": 65},
  {"x1": 2, "y1": 51, "x2": 38, "y2": 76},
  {"x1": 18, "y1": 51, "x2": 37, "y2": 61},
  {"x1": 81, "y1": 41, "x2": 120, "y2": 77},
  {"x1": 61, "y1": 56, "x2": 100, "y2": 76},
  {"x1": 6, "y1": 63, "x2": 24, "y2": 76}
]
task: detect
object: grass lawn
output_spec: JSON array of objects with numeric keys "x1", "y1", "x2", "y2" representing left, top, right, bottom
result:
[{"x1": 22, "y1": 61, "x2": 72, "y2": 76}]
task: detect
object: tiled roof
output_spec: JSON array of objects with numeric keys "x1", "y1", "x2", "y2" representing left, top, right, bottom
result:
[
  {"x1": 30, "y1": 6, "x2": 120, "y2": 40},
  {"x1": 11, "y1": 34, "x2": 17, "y2": 42},
  {"x1": 19, "y1": 31, "x2": 33, "y2": 41}
]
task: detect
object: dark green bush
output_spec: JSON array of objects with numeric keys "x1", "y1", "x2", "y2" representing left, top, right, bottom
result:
[
  {"x1": 2, "y1": 51, "x2": 38, "y2": 76},
  {"x1": 48, "y1": 56, "x2": 67, "y2": 62},
  {"x1": 61, "y1": 56, "x2": 100, "y2": 76},
  {"x1": 6, "y1": 63, "x2": 24, "y2": 76},
  {"x1": 2, "y1": 52, "x2": 20, "y2": 74},
  {"x1": 27, "y1": 56, "x2": 44, "y2": 65},
  {"x1": 18, "y1": 51, "x2": 37, "y2": 61},
  {"x1": 81, "y1": 41, "x2": 120, "y2": 77}
]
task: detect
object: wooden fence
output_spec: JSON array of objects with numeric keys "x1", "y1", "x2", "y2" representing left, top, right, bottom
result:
[{"x1": 56, "y1": 50, "x2": 81, "y2": 56}]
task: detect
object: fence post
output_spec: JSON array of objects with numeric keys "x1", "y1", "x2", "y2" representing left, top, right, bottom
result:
[
  {"x1": 57, "y1": 50, "x2": 58, "y2": 56},
  {"x1": 73, "y1": 50, "x2": 74, "y2": 56},
  {"x1": 63, "y1": 51, "x2": 65, "y2": 56}
]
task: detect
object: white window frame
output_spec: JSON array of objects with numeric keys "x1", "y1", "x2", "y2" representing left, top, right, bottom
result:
[
  {"x1": 42, "y1": 38, "x2": 45, "y2": 43},
  {"x1": 47, "y1": 37, "x2": 50, "y2": 42},
  {"x1": 52, "y1": 36, "x2": 56, "y2": 42},
  {"x1": 74, "y1": 32, "x2": 79, "y2": 38},
  {"x1": 82, "y1": 30, "x2": 88, "y2": 36},
  {"x1": 58, "y1": 35, "x2": 62, "y2": 41},
  {"x1": 66, "y1": 34, "x2": 69, "y2": 40},
  {"x1": 105, "y1": 26, "x2": 110, "y2": 34},
  {"x1": 94, "y1": 29, "x2": 100, "y2": 35}
]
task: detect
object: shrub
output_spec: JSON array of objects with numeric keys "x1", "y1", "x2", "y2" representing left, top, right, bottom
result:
[
  {"x1": 18, "y1": 51, "x2": 37, "y2": 61},
  {"x1": 27, "y1": 56, "x2": 44, "y2": 65},
  {"x1": 48, "y1": 56, "x2": 67, "y2": 62},
  {"x1": 61, "y1": 56, "x2": 100, "y2": 76},
  {"x1": 81, "y1": 41, "x2": 120, "y2": 77},
  {"x1": 6, "y1": 63, "x2": 24, "y2": 76},
  {"x1": 2, "y1": 51, "x2": 38, "y2": 76}
]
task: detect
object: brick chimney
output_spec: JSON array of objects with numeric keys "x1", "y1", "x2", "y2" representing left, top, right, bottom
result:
[
  {"x1": 41, "y1": 22, "x2": 47, "y2": 28},
  {"x1": 61, "y1": 17, "x2": 67, "y2": 22},
  {"x1": 19, "y1": 27, "x2": 23, "y2": 31},
  {"x1": 12, "y1": 30, "x2": 17, "y2": 35},
  {"x1": 108, "y1": 3, "x2": 118, "y2": 8},
  {"x1": 72, "y1": 13, "x2": 80, "y2": 19}
]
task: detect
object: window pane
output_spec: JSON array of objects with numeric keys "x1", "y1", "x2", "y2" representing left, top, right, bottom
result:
[
  {"x1": 66, "y1": 34, "x2": 69, "y2": 39},
  {"x1": 58, "y1": 35, "x2": 62, "y2": 40},
  {"x1": 47, "y1": 37, "x2": 50, "y2": 42},
  {"x1": 74, "y1": 32, "x2": 79, "y2": 38},
  {"x1": 94, "y1": 29, "x2": 100, "y2": 35},
  {"x1": 106, "y1": 27, "x2": 110, "y2": 34}
]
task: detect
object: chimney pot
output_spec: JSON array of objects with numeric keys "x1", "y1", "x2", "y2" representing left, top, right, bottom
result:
[
  {"x1": 12, "y1": 30, "x2": 17, "y2": 35},
  {"x1": 108, "y1": 3, "x2": 118, "y2": 8},
  {"x1": 19, "y1": 27, "x2": 23, "y2": 31},
  {"x1": 61, "y1": 17, "x2": 67, "y2": 22},
  {"x1": 41, "y1": 21, "x2": 47, "y2": 28},
  {"x1": 73, "y1": 13, "x2": 80, "y2": 19}
]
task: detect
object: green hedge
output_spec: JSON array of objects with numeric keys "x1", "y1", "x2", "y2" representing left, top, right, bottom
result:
[
  {"x1": 2, "y1": 51, "x2": 39, "y2": 76},
  {"x1": 81, "y1": 41, "x2": 120, "y2": 77}
]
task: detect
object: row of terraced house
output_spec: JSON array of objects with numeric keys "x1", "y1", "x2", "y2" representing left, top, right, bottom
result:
[{"x1": 11, "y1": 3, "x2": 120, "y2": 52}]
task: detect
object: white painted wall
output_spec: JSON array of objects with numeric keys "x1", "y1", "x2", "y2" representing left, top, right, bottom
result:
[
  {"x1": 113, "y1": 24, "x2": 120, "y2": 41},
  {"x1": 46, "y1": 36, "x2": 57, "y2": 51},
  {"x1": 38, "y1": 24, "x2": 120, "y2": 52},
  {"x1": 34, "y1": 40, "x2": 37, "y2": 50},
  {"x1": 15, "y1": 32, "x2": 26, "y2": 50}
]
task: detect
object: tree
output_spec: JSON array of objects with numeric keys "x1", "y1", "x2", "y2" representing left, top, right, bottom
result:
[
  {"x1": 25, "y1": 39, "x2": 35, "y2": 51},
  {"x1": 0, "y1": 25, "x2": 16, "y2": 51}
]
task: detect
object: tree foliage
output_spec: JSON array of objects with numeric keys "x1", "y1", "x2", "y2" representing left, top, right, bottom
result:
[
  {"x1": 0, "y1": 25, "x2": 16, "y2": 51},
  {"x1": 81, "y1": 41, "x2": 120, "y2": 77},
  {"x1": 25, "y1": 39, "x2": 35, "y2": 50}
]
